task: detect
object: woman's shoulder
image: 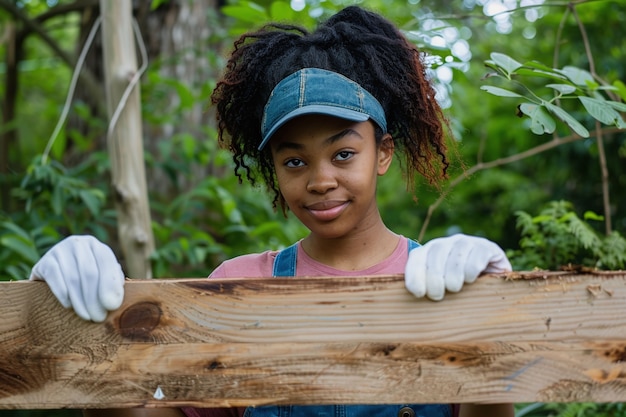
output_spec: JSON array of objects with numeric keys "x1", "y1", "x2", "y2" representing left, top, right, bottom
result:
[{"x1": 209, "y1": 250, "x2": 278, "y2": 278}]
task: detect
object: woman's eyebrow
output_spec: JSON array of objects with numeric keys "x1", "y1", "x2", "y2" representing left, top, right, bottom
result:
[
  {"x1": 326, "y1": 128, "x2": 362, "y2": 145},
  {"x1": 274, "y1": 141, "x2": 304, "y2": 153}
]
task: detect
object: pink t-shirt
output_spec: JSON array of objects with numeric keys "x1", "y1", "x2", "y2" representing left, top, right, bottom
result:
[
  {"x1": 209, "y1": 237, "x2": 409, "y2": 279},
  {"x1": 183, "y1": 237, "x2": 456, "y2": 417}
]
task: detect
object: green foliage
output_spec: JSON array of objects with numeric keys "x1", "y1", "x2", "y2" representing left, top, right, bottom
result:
[
  {"x1": 482, "y1": 52, "x2": 626, "y2": 137},
  {"x1": 516, "y1": 402, "x2": 626, "y2": 417},
  {"x1": 148, "y1": 141, "x2": 308, "y2": 277},
  {"x1": 507, "y1": 201, "x2": 626, "y2": 270},
  {"x1": 0, "y1": 154, "x2": 113, "y2": 281},
  {"x1": 220, "y1": 0, "x2": 320, "y2": 35}
]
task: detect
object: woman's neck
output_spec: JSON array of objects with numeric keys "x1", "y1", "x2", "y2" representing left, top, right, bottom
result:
[{"x1": 301, "y1": 221, "x2": 400, "y2": 271}]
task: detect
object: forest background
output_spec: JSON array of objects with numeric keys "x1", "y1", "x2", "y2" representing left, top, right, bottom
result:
[{"x1": 1, "y1": 0, "x2": 625, "y2": 416}]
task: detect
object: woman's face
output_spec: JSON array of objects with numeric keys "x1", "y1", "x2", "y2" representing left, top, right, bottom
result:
[{"x1": 269, "y1": 114, "x2": 393, "y2": 240}]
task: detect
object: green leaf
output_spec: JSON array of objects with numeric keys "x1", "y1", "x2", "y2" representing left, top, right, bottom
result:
[
  {"x1": 215, "y1": 186, "x2": 243, "y2": 224},
  {"x1": 514, "y1": 68, "x2": 568, "y2": 82},
  {"x1": 51, "y1": 186, "x2": 64, "y2": 215},
  {"x1": 546, "y1": 84, "x2": 577, "y2": 94},
  {"x1": 1, "y1": 222, "x2": 32, "y2": 241},
  {"x1": 543, "y1": 102, "x2": 589, "y2": 137},
  {"x1": 579, "y1": 96, "x2": 625, "y2": 127},
  {"x1": 79, "y1": 189, "x2": 104, "y2": 216},
  {"x1": 613, "y1": 80, "x2": 626, "y2": 101},
  {"x1": 270, "y1": 1, "x2": 296, "y2": 21},
  {"x1": 150, "y1": 0, "x2": 169, "y2": 10},
  {"x1": 50, "y1": 129, "x2": 68, "y2": 161},
  {"x1": 484, "y1": 61, "x2": 509, "y2": 78},
  {"x1": 583, "y1": 211, "x2": 604, "y2": 221},
  {"x1": 221, "y1": 2, "x2": 269, "y2": 23},
  {"x1": 519, "y1": 103, "x2": 556, "y2": 135},
  {"x1": 517, "y1": 61, "x2": 569, "y2": 82},
  {"x1": 607, "y1": 100, "x2": 626, "y2": 112},
  {"x1": 489, "y1": 52, "x2": 523, "y2": 75},
  {"x1": 480, "y1": 85, "x2": 523, "y2": 98},
  {"x1": 0, "y1": 235, "x2": 39, "y2": 264},
  {"x1": 161, "y1": 78, "x2": 195, "y2": 110},
  {"x1": 522, "y1": 60, "x2": 558, "y2": 73},
  {"x1": 557, "y1": 66, "x2": 594, "y2": 87}
]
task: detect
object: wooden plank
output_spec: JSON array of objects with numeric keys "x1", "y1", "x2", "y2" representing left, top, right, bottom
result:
[{"x1": 1, "y1": 272, "x2": 626, "y2": 409}]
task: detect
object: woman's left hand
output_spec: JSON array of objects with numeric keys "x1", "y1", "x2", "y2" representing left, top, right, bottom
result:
[{"x1": 404, "y1": 234, "x2": 511, "y2": 300}]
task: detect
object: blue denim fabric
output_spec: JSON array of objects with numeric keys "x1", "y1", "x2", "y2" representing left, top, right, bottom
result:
[
  {"x1": 259, "y1": 68, "x2": 388, "y2": 150},
  {"x1": 243, "y1": 404, "x2": 451, "y2": 417},
  {"x1": 273, "y1": 239, "x2": 420, "y2": 277}
]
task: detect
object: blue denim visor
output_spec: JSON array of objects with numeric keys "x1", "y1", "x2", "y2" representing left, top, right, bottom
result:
[{"x1": 259, "y1": 68, "x2": 387, "y2": 150}]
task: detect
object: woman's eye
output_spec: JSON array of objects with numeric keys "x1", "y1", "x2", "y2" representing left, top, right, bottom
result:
[
  {"x1": 285, "y1": 158, "x2": 305, "y2": 168},
  {"x1": 335, "y1": 151, "x2": 354, "y2": 161}
]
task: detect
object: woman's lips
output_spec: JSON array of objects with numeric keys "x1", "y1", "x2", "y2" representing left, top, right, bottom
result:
[{"x1": 306, "y1": 201, "x2": 349, "y2": 221}]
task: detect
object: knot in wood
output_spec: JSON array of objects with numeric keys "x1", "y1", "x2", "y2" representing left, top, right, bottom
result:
[{"x1": 118, "y1": 301, "x2": 162, "y2": 340}]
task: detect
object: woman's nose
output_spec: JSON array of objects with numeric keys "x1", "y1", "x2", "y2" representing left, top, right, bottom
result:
[{"x1": 306, "y1": 164, "x2": 338, "y2": 193}]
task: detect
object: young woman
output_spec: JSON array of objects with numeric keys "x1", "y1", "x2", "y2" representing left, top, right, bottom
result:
[{"x1": 32, "y1": 5, "x2": 513, "y2": 417}]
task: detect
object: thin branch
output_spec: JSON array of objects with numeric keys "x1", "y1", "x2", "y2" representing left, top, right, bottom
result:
[
  {"x1": 593, "y1": 121, "x2": 612, "y2": 235},
  {"x1": 570, "y1": 3, "x2": 595, "y2": 75},
  {"x1": 570, "y1": 3, "x2": 613, "y2": 235},
  {"x1": 418, "y1": 127, "x2": 622, "y2": 241},
  {"x1": 0, "y1": 0, "x2": 105, "y2": 115},
  {"x1": 401, "y1": 0, "x2": 596, "y2": 31},
  {"x1": 552, "y1": 4, "x2": 570, "y2": 74},
  {"x1": 42, "y1": 16, "x2": 102, "y2": 163},
  {"x1": 106, "y1": 18, "x2": 149, "y2": 143}
]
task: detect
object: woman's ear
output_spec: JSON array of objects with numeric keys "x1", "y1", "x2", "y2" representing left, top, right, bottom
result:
[{"x1": 377, "y1": 134, "x2": 394, "y2": 176}]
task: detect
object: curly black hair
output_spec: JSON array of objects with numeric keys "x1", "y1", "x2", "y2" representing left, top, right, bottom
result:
[{"x1": 211, "y1": 5, "x2": 450, "y2": 208}]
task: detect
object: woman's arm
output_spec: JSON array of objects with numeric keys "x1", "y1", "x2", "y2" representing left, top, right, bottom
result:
[
  {"x1": 84, "y1": 409, "x2": 186, "y2": 417},
  {"x1": 459, "y1": 403, "x2": 515, "y2": 417}
]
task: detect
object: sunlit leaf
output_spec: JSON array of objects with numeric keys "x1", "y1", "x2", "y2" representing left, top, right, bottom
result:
[
  {"x1": 546, "y1": 84, "x2": 577, "y2": 94},
  {"x1": 613, "y1": 80, "x2": 626, "y2": 101},
  {"x1": 514, "y1": 68, "x2": 568, "y2": 81},
  {"x1": 519, "y1": 103, "x2": 556, "y2": 135},
  {"x1": 150, "y1": 0, "x2": 169, "y2": 10},
  {"x1": 579, "y1": 96, "x2": 624, "y2": 127},
  {"x1": 484, "y1": 61, "x2": 509, "y2": 78},
  {"x1": 270, "y1": 1, "x2": 295, "y2": 21},
  {"x1": 544, "y1": 102, "x2": 589, "y2": 137},
  {"x1": 221, "y1": 2, "x2": 269, "y2": 23},
  {"x1": 557, "y1": 66, "x2": 594, "y2": 87},
  {"x1": 480, "y1": 85, "x2": 523, "y2": 98},
  {"x1": 489, "y1": 52, "x2": 523, "y2": 75},
  {"x1": 607, "y1": 100, "x2": 626, "y2": 112},
  {"x1": 584, "y1": 211, "x2": 604, "y2": 221},
  {"x1": 522, "y1": 61, "x2": 557, "y2": 73}
]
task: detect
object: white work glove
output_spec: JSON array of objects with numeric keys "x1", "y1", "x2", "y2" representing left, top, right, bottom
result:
[
  {"x1": 29, "y1": 235, "x2": 125, "y2": 322},
  {"x1": 405, "y1": 234, "x2": 511, "y2": 301}
]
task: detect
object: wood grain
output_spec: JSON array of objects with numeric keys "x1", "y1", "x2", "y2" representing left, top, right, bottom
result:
[{"x1": 2, "y1": 272, "x2": 626, "y2": 409}]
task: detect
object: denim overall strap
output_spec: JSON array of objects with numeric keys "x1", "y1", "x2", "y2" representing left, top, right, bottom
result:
[
  {"x1": 273, "y1": 242, "x2": 299, "y2": 277},
  {"x1": 273, "y1": 239, "x2": 420, "y2": 278}
]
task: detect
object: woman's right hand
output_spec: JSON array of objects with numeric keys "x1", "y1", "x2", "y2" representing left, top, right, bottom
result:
[{"x1": 29, "y1": 235, "x2": 126, "y2": 322}]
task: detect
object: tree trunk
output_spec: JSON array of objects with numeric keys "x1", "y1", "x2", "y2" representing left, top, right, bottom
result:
[
  {"x1": 99, "y1": 0, "x2": 154, "y2": 279},
  {"x1": 0, "y1": 22, "x2": 20, "y2": 212}
]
